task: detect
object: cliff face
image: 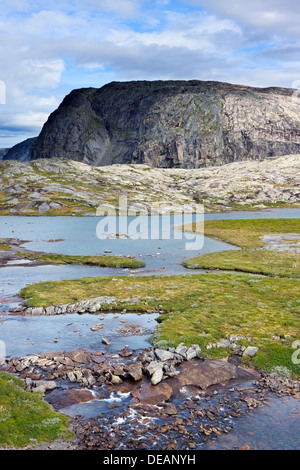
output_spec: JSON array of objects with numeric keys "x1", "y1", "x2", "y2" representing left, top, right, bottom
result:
[{"x1": 30, "y1": 80, "x2": 300, "y2": 168}]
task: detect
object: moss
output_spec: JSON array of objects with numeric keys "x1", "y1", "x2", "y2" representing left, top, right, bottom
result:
[{"x1": 0, "y1": 372, "x2": 70, "y2": 448}]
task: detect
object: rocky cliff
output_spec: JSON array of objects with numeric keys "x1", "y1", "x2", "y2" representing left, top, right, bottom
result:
[{"x1": 30, "y1": 80, "x2": 300, "y2": 168}]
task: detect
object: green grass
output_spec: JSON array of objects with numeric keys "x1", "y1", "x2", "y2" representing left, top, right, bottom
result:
[
  {"x1": 19, "y1": 272, "x2": 300, "y2": 376},
  {"x1": 184, "y1": 218, "x2": 300, "y2": 249},
  {"x1": 182, "y1": 218, "x2": 300, "y2": 277},
  {"x1": 183, "y1": 249, "x2": 300, "y2": 278},
  {"x1": 0, "y1": 372, "x2": 70, "y2": 448},
  {"x1": 16, "y1": 251, "x2": 145, "y2": 269}
]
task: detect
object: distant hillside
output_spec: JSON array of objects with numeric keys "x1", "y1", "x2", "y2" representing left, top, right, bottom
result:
[
  {"x1": 3, "y1": 137, "x2": 37, "y2": 162},
  {"x1": 0, "y1": 148, "x2": 9, "y2": 160}
]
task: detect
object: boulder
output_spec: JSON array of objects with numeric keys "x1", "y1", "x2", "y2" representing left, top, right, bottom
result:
[
  {"x1": 243, "y1": 346, "x2": 259, "y2": 358},
  {"x1": 125, "y1": 362, "x2": 143, "y2": 381},
  {"x1": 31, "y1": 380, "x2": 57, "y2": 394},
  {"x1": 154, "y1": 349, "x2": 175, "y2": 362},
  {"x1": 151, "y1": 367, "x2": 164, "y2": 385},
  {"x1": 133, "y1": 381, "x2": 173, "y2": 405}
]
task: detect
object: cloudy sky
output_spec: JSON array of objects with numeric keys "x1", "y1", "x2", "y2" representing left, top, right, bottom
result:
[{"x1": 1, "y1": 0, "x2": 300, "y2": 147}]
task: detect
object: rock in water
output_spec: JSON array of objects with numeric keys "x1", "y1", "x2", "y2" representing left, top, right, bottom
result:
[{"x1": 30, "y1": 80, "x2": 300, "y2": 168}]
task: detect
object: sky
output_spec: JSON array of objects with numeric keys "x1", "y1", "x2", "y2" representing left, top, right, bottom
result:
[{"x1": 1, "y1": 0, "x2": 300, "y2": 148}]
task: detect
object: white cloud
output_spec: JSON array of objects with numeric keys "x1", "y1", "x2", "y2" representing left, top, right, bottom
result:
[
  {"x1": 1, "y1": 0, "x2": 300, "y2": 147},
  {"x1": 106, "y1": 11, "x2": 241, "y2": 53},
  {"x1": 82, "y1": 0, "x2": 142, "y2": 18},
  {"x1": 19, "y1": 59, "x2": 65, "y2": 89},
  {"x1": 187, "y1": 0, "x2": 300, "y2": 38}
]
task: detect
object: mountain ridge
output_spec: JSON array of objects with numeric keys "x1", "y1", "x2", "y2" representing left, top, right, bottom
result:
[{"x1": 9, "y1": 80, "x2": 300, "y2": 168}]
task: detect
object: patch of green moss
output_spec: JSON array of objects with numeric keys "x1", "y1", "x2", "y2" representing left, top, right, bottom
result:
[{"x1": 0, "y1": 372, "x2": 70, "y2": 449}]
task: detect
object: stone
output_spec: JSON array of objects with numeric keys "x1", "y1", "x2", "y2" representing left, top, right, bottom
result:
[
  {"x1": 45, "y1": 306, "x2": 55, "y2": 315},
  {"x1": 154, "y1": 349, "x2": 175, "y2": 362},
  {"x1": 216, "y1": 339, "x2": 231, "y2": 348},
  {"x1": 175, "y1": 343, "x2": 189, "y2": 357},
  {"x1": 243, "y1": 346, "x2": 259, "y2": 358},
  {"x1": 38, "y1": 202, "x2": 50, "y2": 213},
  {"x1": 67, "y1": 372, "x2": 77, "y2": 382},
  {"x1": 31, "y1": 380, "x2": 57, "y2": 394},
  {"x1": 111, "y1": 374, "x2": 123, "y2": 385},
  {"x1": 163, "y1": 364, "x2": 180, "y2": 378},
  {"x1": 65, "y1": 349, "x2": 91, "y2": 364},
  {"x1": 31, "y1": 307, "x2": 45, "y2": 316},
  {"x1": 151, "y1": 367, "x2": 164, "y2": 385},
  {"x1": 191, "y1": 344, "x2": 202, "y2": 358},
  {"x1": 81, "y1": 369, "x2": 96, "y2": 386},
  {"x1": 177, "y1": 359, "x2": 239, "y2": 390},
  {"x1": 145, "y1": 361, "x2": 164, "y2": 377},
  {"x1": 125, "y1": 362, "x2": 143, "y2": 381},
  {"x1": 185, "y1": 347, "x2": 197, "y2": 361},
  {"x1": 134, "y1": 381, "x2": 173, "y2": 405}
]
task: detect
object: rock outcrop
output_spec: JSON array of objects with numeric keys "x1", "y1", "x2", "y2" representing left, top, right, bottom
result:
[
  {"x1": 0, "y1": 154, "x2": 299, "y2": 215},
  {"x1": 30, "y1": 80, "x2": 300, "y2": 168}
]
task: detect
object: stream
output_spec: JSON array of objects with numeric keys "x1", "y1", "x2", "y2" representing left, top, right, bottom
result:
[{"x1": 0, "y1": 207, "x2": 299, "y2": 450}]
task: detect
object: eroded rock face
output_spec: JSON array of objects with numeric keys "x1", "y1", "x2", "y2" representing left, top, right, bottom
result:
[{"x1": 30, "y1": 80, "x2": 300, "y2": 168}]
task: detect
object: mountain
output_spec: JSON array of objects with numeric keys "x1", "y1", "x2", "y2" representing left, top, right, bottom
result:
[
  {"x1": 3, "y1": 137, "x2": 37, "y2": 162},
  {"x1": 0, "y1": 149, "x2": 9, "y2": 160},
  {"x1": 25, "y1": 80, "x2": 300, "y2": 168}
]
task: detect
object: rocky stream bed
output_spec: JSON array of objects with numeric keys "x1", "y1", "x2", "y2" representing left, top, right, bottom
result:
[{"x1": 2, "y1": 338, "x2": 300, "y2": 451}]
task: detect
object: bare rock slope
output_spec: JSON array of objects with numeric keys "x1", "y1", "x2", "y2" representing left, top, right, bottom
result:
[{"x1": 30, "y1": 80, "x2": 300, "y2": 168}]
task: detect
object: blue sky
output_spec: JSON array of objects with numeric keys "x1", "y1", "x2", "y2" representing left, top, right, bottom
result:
[{"x1": 1, "y1": 0, "x2": 300, "y2": 147}]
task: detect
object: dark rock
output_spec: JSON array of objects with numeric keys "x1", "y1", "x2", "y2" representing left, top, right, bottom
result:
[
  {"x1": 125, "y1": 362, "x2": 143, "y2": 381},
  {"x1": 29, "y1": 80, "x2": 300, "y2": 168}
]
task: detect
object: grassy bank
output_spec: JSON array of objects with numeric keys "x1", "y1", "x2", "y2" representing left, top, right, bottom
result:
[
  {"x1": 183, "y1": 249, "x2": 300, "y2": 278},
  {"x1": 19, "y1": 272, "x2": 300, "y2": 376},
  {"x1": 183, "y1": 218, "x2": 300, "y2": 248},
  {"x1": 0, "y1": 372, "x2": 70, "y2": 448},
  {"x1": 16, "y1": 250, "x2": 145, "y2": 269},
  {"x1": 182, "y1": 218, "x2": 300, "y2": 277}
]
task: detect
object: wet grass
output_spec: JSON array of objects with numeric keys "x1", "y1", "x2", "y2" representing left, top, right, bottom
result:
[
  {"x1": 0, "y1": 371, "x2": 70, "y2": 448},
  {"x1": 19, "y1": 272, "x2": 300, "y2": 377},
  {"x1": 184, "y1": 218, "x2": 300, "y2": 249},
  {"x1": 183, "y1": 249, "x2": 300, "y2": 278},
  {"x1": 182, "y1": 218, "x2": 300, "y2": 277},
  {"x1": 16, "y1": 251, "x2": 145, "y2": 269}
]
